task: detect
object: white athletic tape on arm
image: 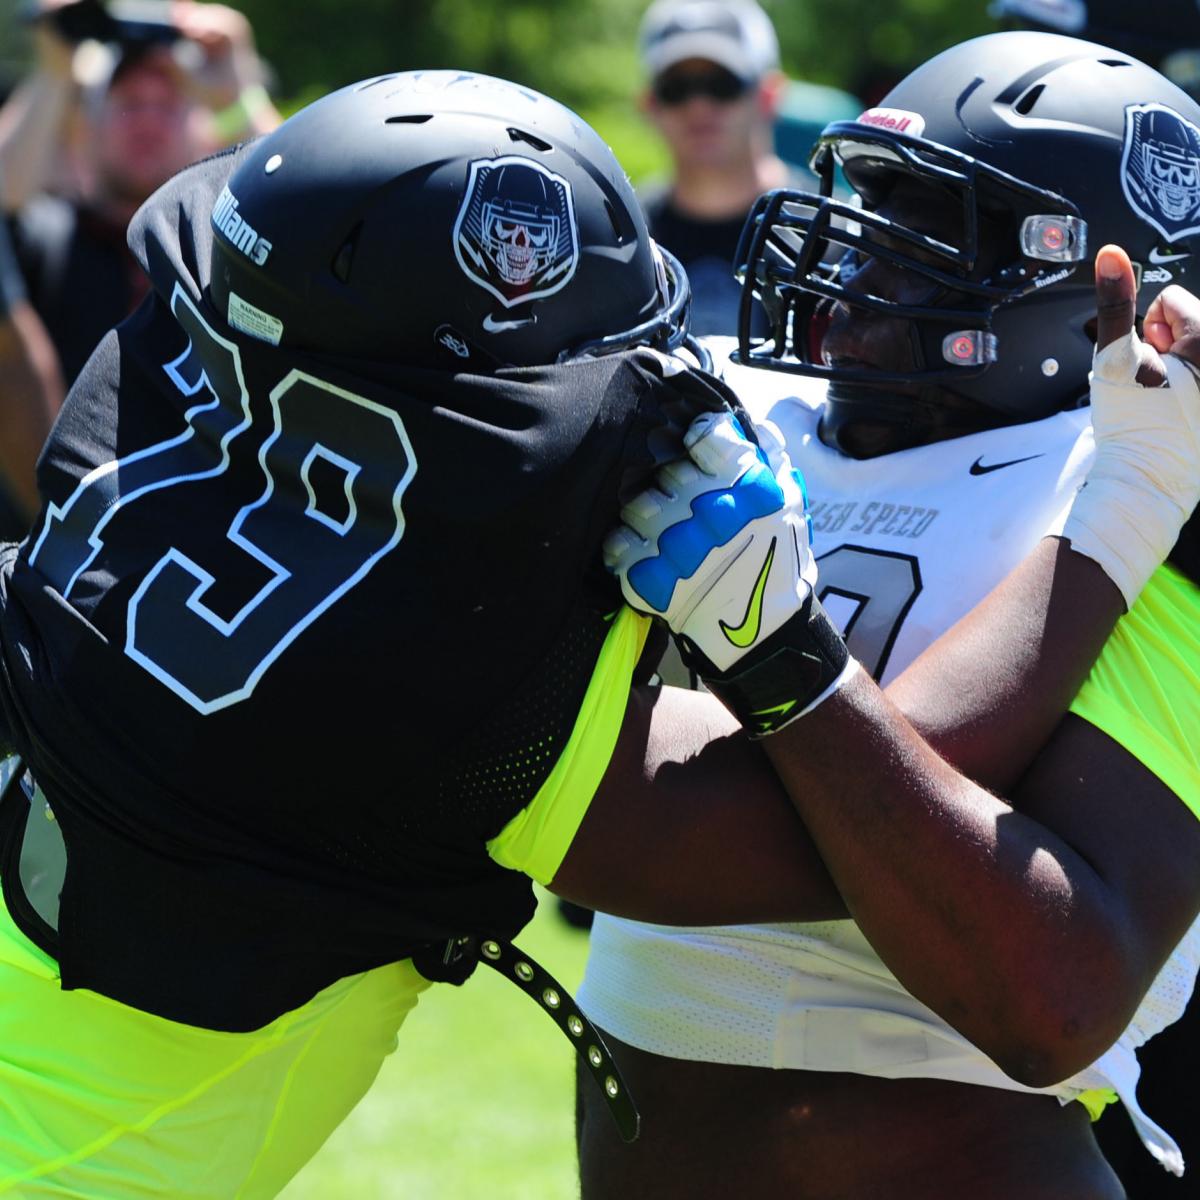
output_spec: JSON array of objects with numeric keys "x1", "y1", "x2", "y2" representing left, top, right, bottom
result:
[{"x1": 1062, "y1": 335, "x2": 1200, "y2": 608}]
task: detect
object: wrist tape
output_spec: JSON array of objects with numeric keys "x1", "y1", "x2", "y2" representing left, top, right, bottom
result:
[
  {"x1": 679, "y1": 593, "x2": 859, "y2": 737},
  {"x1": 1063, "y1": 332, "x2": 1200, "y2": 608}
]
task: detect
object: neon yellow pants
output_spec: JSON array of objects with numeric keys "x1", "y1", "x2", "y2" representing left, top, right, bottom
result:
[{"x1": 0, "y1": 889, "x2": 428, "y2": 1197}]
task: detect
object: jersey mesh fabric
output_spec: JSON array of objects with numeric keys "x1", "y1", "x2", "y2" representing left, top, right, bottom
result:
[
  {"x1": 487, "y1": 607, "x2": 650, "y2": 883},
  {"x1": 442, "y1": 608, "x2": 616, "y2": 838}
]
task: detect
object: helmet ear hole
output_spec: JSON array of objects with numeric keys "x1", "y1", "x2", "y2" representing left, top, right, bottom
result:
[
  {"x1": 332, "y1": 223, "x2": 363, "y2": 284},
  {"x1": 507, "y1": 127, "x2": 553, "y2": 152},
  {"x1": 604, "y1": 198, "x2": 627, "y2": 243},
  {"x1": 1013, "y1": 83, "x2": 1045, "y2": 115}
]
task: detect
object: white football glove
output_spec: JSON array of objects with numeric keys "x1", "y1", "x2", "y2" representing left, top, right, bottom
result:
[
  {"x1": 605, "y1": 411, "x2": 857, "y2": 734},
  {"x1": 1062, "y1": 329, "x2": 1200, "y2": 608},
  {"x1": 604, "y1": 410, "x2": 814, "y2": 672}
]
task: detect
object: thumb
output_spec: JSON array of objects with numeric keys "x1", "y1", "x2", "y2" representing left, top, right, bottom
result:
[
  {"x1": 1093, "y1": 244, "x2": 1166, "y2": 386},
  {"x1": 1094, "y1": 244, "x2": 1137, "y2": 353}
]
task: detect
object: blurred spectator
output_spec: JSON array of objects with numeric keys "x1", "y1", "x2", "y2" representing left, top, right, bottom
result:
[
  {"x1": 0, "y1": 218, "x2": 61, "y2": 534},
  {"x1": 635, "y1": 0, "x2": 793, "y2": 337},
  {"x1": 0, "y1": 0, "x2": 279, "y2": 394}
]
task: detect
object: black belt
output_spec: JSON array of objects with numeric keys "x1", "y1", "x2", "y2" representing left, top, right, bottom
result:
[{"x1": 413, "y1": 934, "x2": 640, "y2": 1142}]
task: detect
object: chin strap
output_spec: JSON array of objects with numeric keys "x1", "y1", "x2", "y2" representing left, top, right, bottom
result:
[{"x1": 412, "y1": 934, "x2": 640, "y2": 1142}]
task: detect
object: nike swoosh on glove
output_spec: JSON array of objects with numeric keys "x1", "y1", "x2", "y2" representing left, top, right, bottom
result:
[
  {"x1": 603, "y1": 410, "x2": 814, "y2": 674},
  {"x1": 604, "y1": 411, "x2": 856, "y2": 736}
]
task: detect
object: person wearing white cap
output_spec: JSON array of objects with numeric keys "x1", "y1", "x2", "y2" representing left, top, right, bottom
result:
[{"x1": 636, "y1": 0, "x2": 791, "y2": 336}]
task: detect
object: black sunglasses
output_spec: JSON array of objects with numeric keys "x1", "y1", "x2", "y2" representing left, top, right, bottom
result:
[{"x1": 653, "y1": 68, "x2": 750, "y2": 107}]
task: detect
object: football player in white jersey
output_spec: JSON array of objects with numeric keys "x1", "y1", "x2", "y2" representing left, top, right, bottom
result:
[{"x1": 571, "y1": 30, "x2": 1200, "y2": 1199}]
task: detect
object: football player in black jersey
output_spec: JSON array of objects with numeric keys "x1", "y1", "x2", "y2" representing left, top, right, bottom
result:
[{"x1": 0, "y1": 60, "x2": 1195, "y2": 1199}]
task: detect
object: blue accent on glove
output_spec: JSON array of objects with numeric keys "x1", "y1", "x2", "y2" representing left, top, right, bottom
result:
[
  {"x1": 625, "y1": 461, "x2": 785, "y2": 610},
  {"x1": 625, "y1": 556, "x2": 682, "y2": 615}
]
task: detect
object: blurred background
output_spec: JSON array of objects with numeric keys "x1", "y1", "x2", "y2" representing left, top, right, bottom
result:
[{"x1": 0, "y1": 0, "x2": 997, "y2": 183}]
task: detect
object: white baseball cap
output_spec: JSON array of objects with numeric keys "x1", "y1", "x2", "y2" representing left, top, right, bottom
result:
[
  {"x1": 639, "y1": 0, "x2": 780, "y2": 84},
  {"x1": 987, "y1": 1, "x2": 1088, "y2": 33}
]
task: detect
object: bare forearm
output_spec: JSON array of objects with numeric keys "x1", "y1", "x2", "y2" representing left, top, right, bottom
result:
[
  {"x1": 0, "y1": 303, "x2": 62, "y2": 516},
  {"x1": 886, "y1": 538, "x2": 1124, "y2": 794},
  {"x1": 0, "y1": 72, "x2": 74, "y2": 213},
  {"x1": 764, "y1": 670, "x2": 1133, "y2": 1085},
  {"x1": 552, "y1": 685, "x2": 848, "y2": 925}
]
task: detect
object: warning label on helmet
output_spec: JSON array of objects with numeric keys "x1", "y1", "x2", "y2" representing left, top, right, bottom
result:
[{"x1": 228, "y1": 291, "x2": 284, "y2": 346}]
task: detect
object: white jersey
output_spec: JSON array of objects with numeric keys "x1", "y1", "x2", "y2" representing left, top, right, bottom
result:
[{"x1": 578, "y1": 345, "x2": 1191, "y2": 1174}]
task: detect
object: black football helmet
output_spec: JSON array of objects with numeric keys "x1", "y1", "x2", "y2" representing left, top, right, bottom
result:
[
  {"x1": 734, "y1": 31, "x2": 1200, "y2": 450},
  {"x1": 208, "y1": 70, "x2": 692, "y2": 370}
]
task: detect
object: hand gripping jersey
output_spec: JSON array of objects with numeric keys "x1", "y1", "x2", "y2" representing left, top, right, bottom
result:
[
  {"x1": 0, "y1": 145, "x2": 705, "y2": 1032},
  {"x1": 578, "y1": 340, "x2": 1200, "y2": 1173}
]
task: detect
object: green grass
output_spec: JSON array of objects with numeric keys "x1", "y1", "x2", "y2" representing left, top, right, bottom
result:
[{"x1": 278, "y1": 890, "x2": 592, "y2": 1199}]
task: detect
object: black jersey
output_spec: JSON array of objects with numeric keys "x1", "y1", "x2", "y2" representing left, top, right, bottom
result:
[{"x1": 0, "y1": 146, "x2": 717, "y2": 1030}]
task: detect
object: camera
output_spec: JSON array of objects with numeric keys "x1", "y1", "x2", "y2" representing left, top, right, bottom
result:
[{"x1": 23, "y1": 0, "x2": 180, "y2": 48}]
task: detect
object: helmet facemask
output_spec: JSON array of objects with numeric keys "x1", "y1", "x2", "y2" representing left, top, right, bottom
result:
[
  {"x1": 734, "y1": 121, "x2": 1092, "y2": 454},
  {"x1": 733, "y1": 31, "x2": 1200, "y2": 452}
]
